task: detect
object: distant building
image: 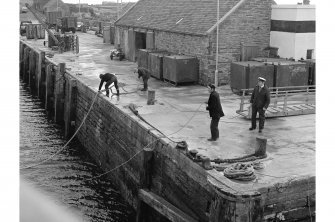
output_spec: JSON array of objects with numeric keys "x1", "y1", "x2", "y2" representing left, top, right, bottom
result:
[
  {"x1": 32, "y1": 0, "x2": 70, "y2": 15},
  {"x1": 115, "y1": 0, "x2": 275, "y2": 85},
  {"x1": 270, "y1": 4, "x2": 315, "y2": 60}
]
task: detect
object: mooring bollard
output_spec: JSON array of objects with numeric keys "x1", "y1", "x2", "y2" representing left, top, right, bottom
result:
[
  {"x1": 54, "y1": 63, "x2": 66, "y2": 125},
  {"x1": 147, "y1": 90, "x2": 155, "y2": 105},
  {"x1": 255, "y1": 136, "x2": 267, "y2": 157}
]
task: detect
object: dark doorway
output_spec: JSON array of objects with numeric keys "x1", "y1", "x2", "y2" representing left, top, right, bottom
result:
[{"x1": 135, "y1": 32, "x2": 146, "y2": 61}]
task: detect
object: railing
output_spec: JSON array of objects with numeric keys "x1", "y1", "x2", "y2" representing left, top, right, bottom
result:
[{"x1": 237, "y1": 85, "x2": 316, "y2": 117}]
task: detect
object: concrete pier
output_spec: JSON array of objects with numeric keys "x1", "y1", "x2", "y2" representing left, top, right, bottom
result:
[{"x1": 20, "y1": 33, "x2": 315, "y2": 222}]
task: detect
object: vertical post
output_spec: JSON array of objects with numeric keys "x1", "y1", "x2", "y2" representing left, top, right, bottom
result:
[
  {"x1": 306, "y1": 87, "x2": 309, "y2": 104},
  {"x1": 147, "y1": 90, "x2": 155, "y2": 105},
  {"x1": 76, "y1": 35, "x2": 79, "y2": 54},
  {"x1": 23, "y1": 47, "x2": 30, "y2": 83},
  {"x1": 54, "y1": 63, "x2": 66, "y2": 125},
  {"x1": 64, "y1": 78, "x2": 77, "y2": 139},
  {"x1": 39, "y1": 52, "x2": 46, "y2": 101},
  {"x1": 283, "y1": 91, "x2": 288, "y2": 113},
  {"x1": 239, "y1": 90, "x2": 245, "y2": 112},
  {"x1": 214, "y1": 0, "x2": 219, "y2": 87},
  {"x1": 29, "y1": 50, "x2": 36, "y2": 91},
  {"x1": 274, "y1": 88, "x2": 278, "y2": 108},
  {"x1": 20, "y1": 43, "x2": 25, "y2": 78},
  {"x1": 45, "y1": 64, "x2": 55, "y2": 113}
]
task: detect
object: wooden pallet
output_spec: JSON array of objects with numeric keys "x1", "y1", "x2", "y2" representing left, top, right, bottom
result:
[{"x1": 236, "y1": 104, "x2": 315, "y2": 119}]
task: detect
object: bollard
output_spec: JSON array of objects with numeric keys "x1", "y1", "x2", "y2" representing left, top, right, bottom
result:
[
  {"x1": 64, "y1": 78, "x2": 77, "y2": 139},
  {"x1": 54, "y1": 63, "x2": 66, "y2": 125},
  {"x1": 255, "y1": 136, "x2": 267, "y2": 157},
  {"x1": 147, "y1": 90, "x2": 155, "y2": 105}
]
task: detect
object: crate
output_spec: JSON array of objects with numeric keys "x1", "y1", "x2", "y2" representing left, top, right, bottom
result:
[
  {"x1": 163, "y1": 55, "x2": 198, "y2": 85},
  {"x1": 230, "y1": 61, "x2": 275, "y2": 92}
]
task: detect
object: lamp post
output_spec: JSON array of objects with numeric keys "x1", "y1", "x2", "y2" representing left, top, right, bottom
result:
[
  {"x1": 79, "y1": 0, "x2": 81, "y2": 19},
  {"x1": 215, "y1": 0, "x2": 219, "y2": 87}
]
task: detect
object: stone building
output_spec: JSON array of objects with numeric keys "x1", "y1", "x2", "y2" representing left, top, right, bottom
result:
[{"x1": 114, "y1": 0, "x2": 275, "y2": 85}]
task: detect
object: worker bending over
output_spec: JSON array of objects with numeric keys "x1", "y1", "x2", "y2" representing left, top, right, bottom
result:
[
  {"x1": 98, "y1": 73, "x2": 119, "y2": 97},
  {"x1": 134, "y1": 67, "x2": 151, "y2": 91}
]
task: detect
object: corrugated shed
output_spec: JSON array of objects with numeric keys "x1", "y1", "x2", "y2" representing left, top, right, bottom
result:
[{"x1": 115, "y1": 0, "x2": 242, "y2": 35}]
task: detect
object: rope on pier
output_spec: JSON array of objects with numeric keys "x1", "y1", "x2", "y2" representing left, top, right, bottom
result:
[{"x1": 20, "y1": 88, "x2": 109, "y2": 170}]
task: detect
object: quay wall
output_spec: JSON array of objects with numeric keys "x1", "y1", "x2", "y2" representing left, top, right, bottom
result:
[{"x1": 19, "y1": 39, "x2": 315, "y2": 222}]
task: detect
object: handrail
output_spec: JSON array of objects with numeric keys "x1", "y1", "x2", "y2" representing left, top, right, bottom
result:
[{"x1": 238, "y1": 86, "x2": 316, "y2": 113}]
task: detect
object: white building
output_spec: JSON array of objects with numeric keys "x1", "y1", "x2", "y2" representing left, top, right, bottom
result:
[{"x1": 270, "y1": 4, "x2": 315, "y2": 60}]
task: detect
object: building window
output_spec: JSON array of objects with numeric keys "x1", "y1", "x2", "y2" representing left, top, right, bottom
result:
[{"x1": 307, "y1": 49, "x2": 314, "y2": 59}]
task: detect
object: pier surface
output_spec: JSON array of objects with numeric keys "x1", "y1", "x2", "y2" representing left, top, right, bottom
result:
[{"x1": 21, "y1": 32, "x2": 315, "y2": 194}]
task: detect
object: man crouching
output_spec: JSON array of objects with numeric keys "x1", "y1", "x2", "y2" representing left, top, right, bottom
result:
[{"x1": 98, "y1": 73, "x2": 119, "y2": 97}]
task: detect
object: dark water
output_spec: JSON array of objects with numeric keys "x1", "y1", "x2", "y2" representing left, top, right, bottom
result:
[{"x1": 19, "y1": 80, "x2": 136, "y2": 222}]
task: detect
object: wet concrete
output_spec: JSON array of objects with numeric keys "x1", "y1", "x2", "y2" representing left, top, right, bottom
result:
[{"x1": 21, "y1": 32, "x2": 315, "y2": 193}]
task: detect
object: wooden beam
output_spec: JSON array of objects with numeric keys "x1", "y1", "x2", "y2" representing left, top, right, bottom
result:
[
  {"x1": 138, "y1": 189, "x2": 198, "y2": 222},
  {"x1": 206, "y1": 0, "x2": 247, "y2": 34},
  {"x1": 54, "y1": 63, "x2": 66, "y2": 125}
]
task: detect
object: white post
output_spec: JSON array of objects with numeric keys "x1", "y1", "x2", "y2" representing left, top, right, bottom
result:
[
  {"x1": 117, "y1": 0, "x2": 120, "y2": 19},
  {"x1": 79, "y1": 0, "x2": 81, "y2": 19},
  {"x1": 215, "y1": 0, "x2": 219, "y2": 87}
]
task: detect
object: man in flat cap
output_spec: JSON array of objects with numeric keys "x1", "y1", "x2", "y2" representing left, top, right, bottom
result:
[
  {"x1": 249, "y1": 77, "x2": 270, "y2": 133},
  {"x1": 134, "y1": 67, "x2": 151, "y2": 91},
  {"x1": 206, "y1": 84, "x2": 225, "y2": 141}
]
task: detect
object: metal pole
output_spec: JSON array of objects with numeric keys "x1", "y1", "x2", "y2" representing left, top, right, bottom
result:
[
  {"x1": 117, "y1": 0, "x2": 120, "y2": 19},
  {"x1": 79, "y1": 0, "x2": 81, "y2": 19},
  {"x1": 215, "y1": 0, "x2": 219, "y2": 87}
]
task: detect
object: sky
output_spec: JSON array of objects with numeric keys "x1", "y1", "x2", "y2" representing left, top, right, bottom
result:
[{"x1": 62, "y1": 0, "x2": 315, "y2": 5}]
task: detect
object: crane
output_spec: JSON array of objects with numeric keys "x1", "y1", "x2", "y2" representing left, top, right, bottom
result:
[{"x1": 25, "y1": 3, "x2": 59, "y2": 46}]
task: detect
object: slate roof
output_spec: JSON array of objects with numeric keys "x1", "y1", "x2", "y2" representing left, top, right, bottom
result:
[{"x1": 115, "y1": 0, "x2": 242, "y2": 36}]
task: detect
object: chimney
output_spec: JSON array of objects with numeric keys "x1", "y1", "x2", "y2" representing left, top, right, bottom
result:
[{"x1": 303, "y1": 0, "x2": 310, "y2": 5}]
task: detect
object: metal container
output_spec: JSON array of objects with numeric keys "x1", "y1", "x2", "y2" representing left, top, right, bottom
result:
[
  {"x1": 148, "y1": 51, "x2": 170, "y2": 80},
  {"x1": 230, "y1": 61, "x2": 275, "y2": 92},
  {"x1": 46, "y1": 11, "x2": 62, "y2": 26},
  {"x1": 137, "y1": 49, "x2": 151, "y2": 69},
  {"x1": 26, "y1": 24, "x2": 45, "y2": 39},
  {"x1": 300, "y1": 59, "x2": 316, "y2": 85},
  {"x1": 163, "y1": 55, "x2": 198, "y2": 84},
  {"x1": 266, "y1": 61, "x2": 309, "y2": 88}
]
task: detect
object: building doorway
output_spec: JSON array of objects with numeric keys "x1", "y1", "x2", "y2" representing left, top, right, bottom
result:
[{"x1": 135, "y1": 32, "x2": 146, "y2": 61}]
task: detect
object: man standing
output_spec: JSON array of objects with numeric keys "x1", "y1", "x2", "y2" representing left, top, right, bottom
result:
[
  {"x1": 135, "y1": 67, "x2": 151, "y2": 91},
  {"x1": 249, "y1": 77, "x2": 271, "y2": 133},
  {"x1": 98, "y1": 73, "x2": 120, "y2": 97},
  {"x1": 206, "y1": 84, "x2": 225, "y2": 141}
]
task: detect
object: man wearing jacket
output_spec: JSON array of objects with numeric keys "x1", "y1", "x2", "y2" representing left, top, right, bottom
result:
[
  {"x1": 206, "y1": 84, "x2": 225, "y2": 141},
  {"x1": 135, "y1": 67, "x2": 151, "y2": 91},
  {"x1": 98, "y1": 73, "x2": 119, "y2": 97},
  {"x1": 249, "y1": 77, "x2": 271, "y2": 133}
]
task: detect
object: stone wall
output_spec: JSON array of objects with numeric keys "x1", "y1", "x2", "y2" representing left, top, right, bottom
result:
[{"x1": 208, "y1": 0, "x2": 273, "y2": 85}]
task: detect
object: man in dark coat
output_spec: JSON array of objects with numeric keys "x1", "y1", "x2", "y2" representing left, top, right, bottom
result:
[
  {"x1": 206, "y1": 84, "x2": 225, "y2": 141},
  {"x1": 135, "y1": 67, "x2": 151, "y2": 91},
  {"x1": 249, "y1": 77, "x2": 271, "y2": 133},
  {"x1": 98, "y1": 73, "x2": 119, "y2": 97}
]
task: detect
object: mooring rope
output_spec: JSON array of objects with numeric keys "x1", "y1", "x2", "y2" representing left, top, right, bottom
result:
[
  {"x1": 20, "y1": 88, "x2": 106, "y2": 170},
  {"x1": 82, "y1": 103, "x2": 205, "y2": 181}
]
